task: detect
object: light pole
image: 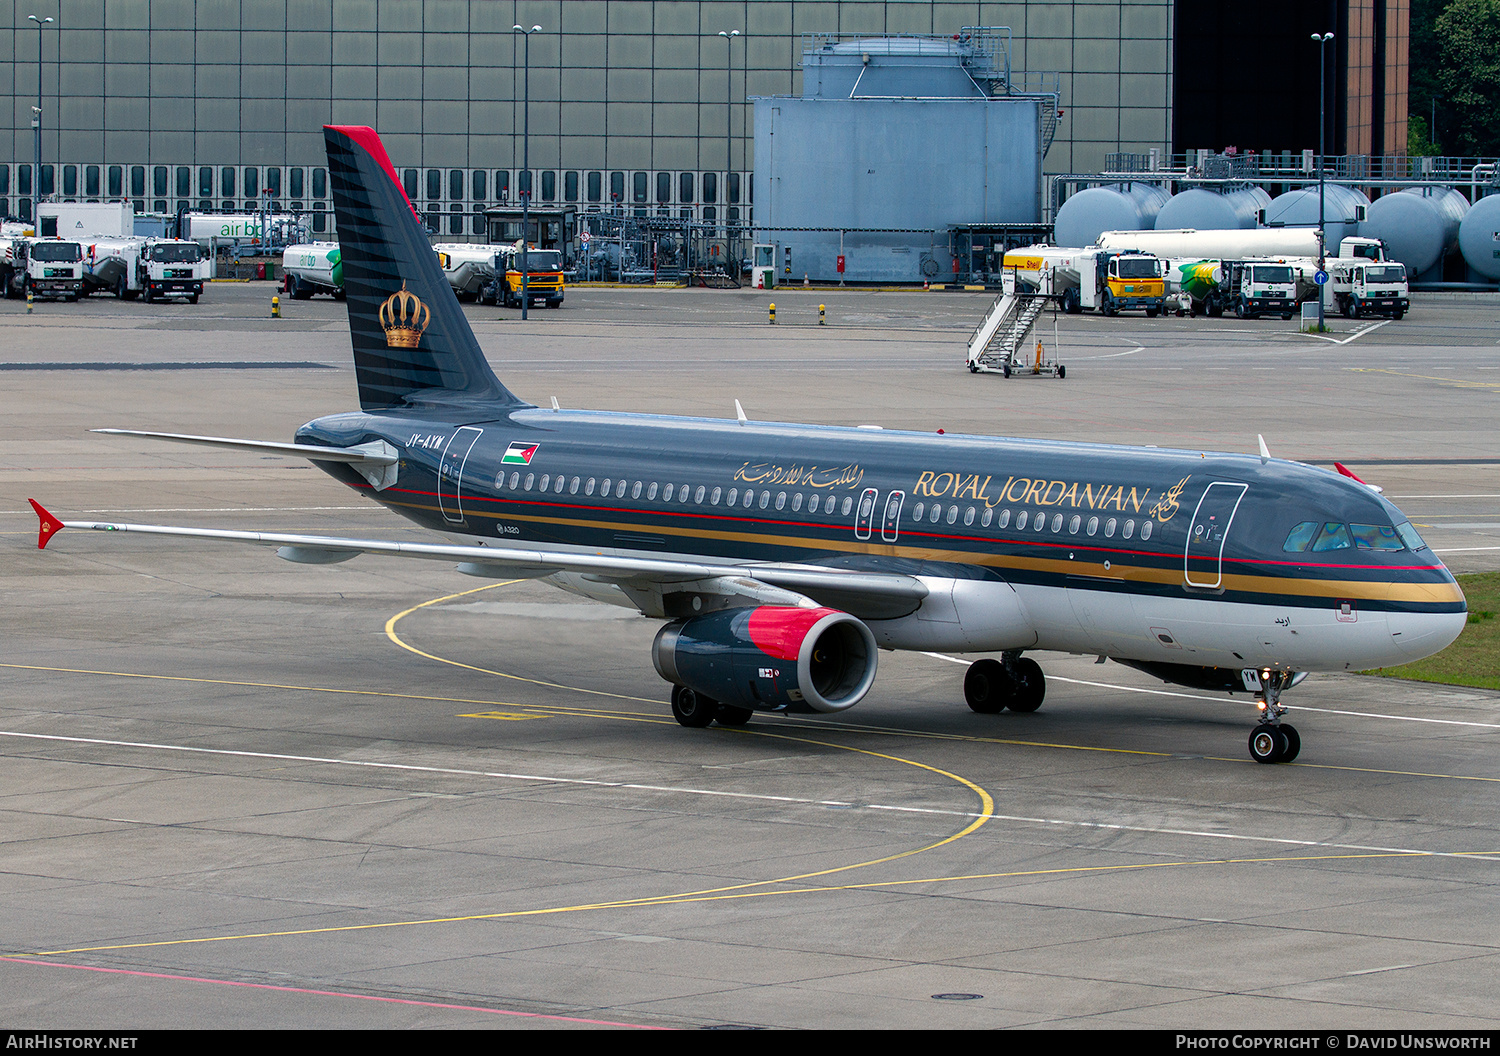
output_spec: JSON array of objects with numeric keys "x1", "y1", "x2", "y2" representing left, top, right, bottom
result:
[
  {"x1": 1312, "y1": 31, "x2": 1333, "y2": 332},
  {"x1": 513, "y1": 24, "x2": 542, "y2": 320},
  {"x1": 718, "y1": 30, "x2": 740, "y2": 249},
  {"x1": 28, "y1": 13, "x2": 53, "y2": 214}
]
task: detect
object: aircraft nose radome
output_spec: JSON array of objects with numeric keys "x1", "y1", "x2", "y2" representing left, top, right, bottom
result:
[{"x1": 1387, "y1": 609, "x2": 1467, "y2": 662}]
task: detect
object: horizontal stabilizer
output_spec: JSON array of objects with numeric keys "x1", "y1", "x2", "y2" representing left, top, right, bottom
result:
[{"x1": 92, "y1": 429, "x2": 400, "y2": 490}]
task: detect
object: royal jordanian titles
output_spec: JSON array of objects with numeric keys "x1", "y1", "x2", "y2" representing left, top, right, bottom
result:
[{"x1": 29, "y1": 126, "x2": 1466, "y2": 765}]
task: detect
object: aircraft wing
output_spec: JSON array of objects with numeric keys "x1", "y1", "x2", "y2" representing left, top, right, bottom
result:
[{"x1": 27, "y1": 500, "x2": 927, "y2": 619}]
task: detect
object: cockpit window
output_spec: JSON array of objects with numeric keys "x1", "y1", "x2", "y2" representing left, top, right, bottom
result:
[
  {"x1": 1282, "y1": 522, "x2": 1319, "y2": 552},
  {"x1": 1310, "y1": 522, "x2": 1353, "y2": 552},
  {"x1": 1395, "y1": 521, "x2": 1428, "y2": 552},
  {"x1": 1351, "y1": 523, "x2": 1404, "y2": 551},
  {"x1": 148, "y1": 242, "x2": 203, "y2": 263}
]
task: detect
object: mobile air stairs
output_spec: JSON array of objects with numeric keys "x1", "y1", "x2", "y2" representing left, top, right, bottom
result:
[{"x1": 965, "y1": 269, "x2": 1066, "y2": 379}]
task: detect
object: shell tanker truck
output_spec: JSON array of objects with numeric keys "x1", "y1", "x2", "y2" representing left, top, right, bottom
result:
[
  {"x1": 490, "y1": 242, "x2": 566, "y2": 309},
  {"x1": 433, "y1": 243, "x2": 510, "y2": 301},
  {"x1": 1002, "y1": 246, "x2": 1166, "y2": 316}
]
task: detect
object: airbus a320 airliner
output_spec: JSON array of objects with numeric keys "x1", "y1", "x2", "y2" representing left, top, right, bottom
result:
[{"x1": 30, "y1": 126, "x2": 1467, "y2": 764}]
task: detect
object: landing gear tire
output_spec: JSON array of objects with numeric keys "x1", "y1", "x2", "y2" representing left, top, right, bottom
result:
[
  {"x1": 715, "y1": 704, "x2": 753, "y2": 726},
  {"x1": 670, "y1": 685, "x2": 717, "y2": 728},
  {"x1": 964, "y1": 658, "x2": 1009, "y2": 714},
  {"x1": 1008, "y1": 657, "x2": 1046, "y2": 713},
  {"x1": 1278, "y1": 724, "x2": 1301, "y2": 762},
  {"x1": 1249, "y1": 724, "x2": 1287, "y2": 764}
]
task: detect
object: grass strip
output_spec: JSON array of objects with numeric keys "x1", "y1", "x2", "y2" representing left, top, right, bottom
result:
[{"x1": 1370, "y1": 571, "x2": 1500, "y2": 691}]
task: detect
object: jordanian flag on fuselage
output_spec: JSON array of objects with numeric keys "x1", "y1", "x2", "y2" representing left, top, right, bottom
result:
[{"x1": 502, "y1": 442, "x2": 539, "y2": 465}]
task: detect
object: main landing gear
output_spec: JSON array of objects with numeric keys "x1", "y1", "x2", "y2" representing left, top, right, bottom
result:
[
  {"x1": 669, "y1": 685, "x2": 753, "y2": 728},
  {"x1": 964, "y1": 651, "x2": 1046, "y2": 714},
  {"x1": 1247, "y1": 669, "x2": 1301, "y2": 764}
]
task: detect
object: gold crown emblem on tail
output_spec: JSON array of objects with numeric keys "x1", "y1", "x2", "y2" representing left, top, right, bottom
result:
[{"x1": 379, "y1": 282, "x2": 430, "y2": 349}]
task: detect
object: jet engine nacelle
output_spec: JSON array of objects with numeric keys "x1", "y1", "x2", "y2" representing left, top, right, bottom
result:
[{"x1": 652, "y1": 606, "x2": 878, "y2": 713}]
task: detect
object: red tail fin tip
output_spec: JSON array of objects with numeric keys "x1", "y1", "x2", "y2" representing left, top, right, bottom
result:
[
  {"x1": 28, "y1": 499, "x2": 64, "y2": 550},
  {"x1": 1333, "y1": 462, "x2": 1368, "y2": 485}
]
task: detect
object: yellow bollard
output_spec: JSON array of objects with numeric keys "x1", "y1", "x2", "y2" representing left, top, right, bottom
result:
[
  {"x1": 768, "y1": 302, "x2": 776, "y2": 325},
  {"x1": 819, "y1": 304, "x2": 825, "y2": 326},
  {"x1": 26, "y1": 290, "x2": 33, "y2": 314},
  {"x1": 271, "y1": 294, "x2": 280, "y2": 318}
]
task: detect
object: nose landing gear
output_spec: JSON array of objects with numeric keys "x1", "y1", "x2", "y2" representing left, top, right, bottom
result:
[{"x1": 1248, "y1": 669, "x2": 1301, "y2": 763}]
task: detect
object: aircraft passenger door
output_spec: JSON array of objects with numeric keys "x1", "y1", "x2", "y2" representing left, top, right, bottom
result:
[
  {"x1": 881, "y1": 490, "x2": 904, "y2": 543},
  {"x1": 438, "y1": 426, "x2": 483, "y2": 524},
  {"x1": 1184, "y1": 481, "x2": 1248, "y2": 589},
  {"x1": 854, "y1": 487, "x2": 879, "y2": 541}
]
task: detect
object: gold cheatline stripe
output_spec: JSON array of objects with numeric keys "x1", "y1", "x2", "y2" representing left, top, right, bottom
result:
[{"x1": 382, "y1": 499, "x2": 1463, "y2": 607}]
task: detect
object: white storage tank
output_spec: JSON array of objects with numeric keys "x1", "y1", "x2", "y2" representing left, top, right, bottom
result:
[
  {"x1": 1363, "y1": 186, "x2": 1469, "y2": 277},
  {"x1": 1053, "y1": 183, "x2": 1170, "y2": 248},
  {"x1": 1265, "y1": 185, "x2": 1369, "y2": 248},
  {"x1": 1154, "y1": 187, "x2": 1271, "y2": 231},
  {"x1": 1458, "y1": 193, "x2": 1500, "y2": 281}
]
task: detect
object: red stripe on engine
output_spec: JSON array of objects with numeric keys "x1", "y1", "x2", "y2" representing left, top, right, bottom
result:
[{"x1": 746, "y1": 606, "x2": 839, "y2": 662}]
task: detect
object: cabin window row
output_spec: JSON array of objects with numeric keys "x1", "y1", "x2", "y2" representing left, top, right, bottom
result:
[
  {"x1": 911, "y1": 502, "x2": 1153, "y2": 542},
  {"x1": 495, "y1": 471, "x2": 859, "y2": 516}
]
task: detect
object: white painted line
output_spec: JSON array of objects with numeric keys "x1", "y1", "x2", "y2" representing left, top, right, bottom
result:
[
  {"x1": 1304, "y1": 319, "x2": 1391, "y2": 345},
  {"x1": 0, "y1": 730, "x2": 855, "y2": 809},
  {"x1": 4, "y1": 729, "x2": 1494, "y2": 864},
  {"x1": 1080, "y1": 345, "x2": 1146, "y2": 360}
]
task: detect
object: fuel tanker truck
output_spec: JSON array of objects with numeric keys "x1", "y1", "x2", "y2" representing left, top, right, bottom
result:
[
  {"x1": 1096, "y1": 228, "x2": 1387, "y2": 263},
  {"x1": 280, "y1": 242, "x2": 343, "y2": 299},
  {"x1": 1168, "y1": 260, "x2": 1298, "y2": 319},
  {"x1": 433, "y1": 243, "x2": 509, "y2": 301},
  {"x1": 1002, "y1": 245, "x2": 1167, "y2": 316},
  {"x1": 1104, "y1": 230, "x2": 1396, "y2": 319}
]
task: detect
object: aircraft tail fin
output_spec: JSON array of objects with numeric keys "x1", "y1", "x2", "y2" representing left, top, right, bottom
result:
[{"x1": 323, "y1": 125, "x2": 527, "y2": 412}]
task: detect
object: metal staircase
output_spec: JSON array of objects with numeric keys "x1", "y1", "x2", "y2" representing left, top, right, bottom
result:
[{"x1": 966, "y1": 291, "x2": 1049, "y2": 374}]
